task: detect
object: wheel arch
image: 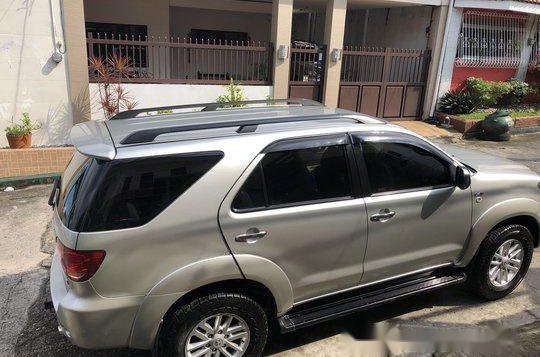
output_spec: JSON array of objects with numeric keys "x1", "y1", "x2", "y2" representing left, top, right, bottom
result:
[
  {"x1": 128, "y1": 254, "x2": 294, "y2": 350},
  {"x1": 456, "y1": 198, "x2": 539, "y2": 267},
  {"x1": 491, "y1": 215, "x2": 539, "y2": 248}
]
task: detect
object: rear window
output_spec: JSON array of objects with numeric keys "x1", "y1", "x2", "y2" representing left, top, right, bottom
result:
[{"x1": 58, "y1": 152, "x2": 223, "y2": 232}]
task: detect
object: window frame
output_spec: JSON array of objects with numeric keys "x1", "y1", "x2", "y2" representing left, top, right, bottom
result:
[
  {"x1": 231, "y1": 134, "x2": 362, "y2": 214},
  {"x1": 351, "y1": 132, "x2": 457, "y2": 197}
]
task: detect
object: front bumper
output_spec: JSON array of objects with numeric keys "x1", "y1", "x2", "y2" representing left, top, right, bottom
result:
[{"x1": 50, "y1": 250, "x2": 143, "y2": 349}]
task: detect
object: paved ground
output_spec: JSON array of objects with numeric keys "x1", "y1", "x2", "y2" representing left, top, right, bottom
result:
[
  {"x1": 396, "y1": 121, "x2": 452, "y2": 139},
  {"x1": 1, "y1": 132, "x2": 539, "y2": 357}
]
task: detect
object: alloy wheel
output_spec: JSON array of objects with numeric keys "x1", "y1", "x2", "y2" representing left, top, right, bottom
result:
[
  {"x1": 184, "y1": 313, "x2": 250, "y2": 357},
  {"x1": 488, "y1": 238, "x2": 524, "y2": 288}
]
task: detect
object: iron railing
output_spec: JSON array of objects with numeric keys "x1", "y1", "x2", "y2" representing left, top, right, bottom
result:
[
  {"x1": 289, "y1": 44, "x2": 326, "y2": 85},
  {"x1": 456, "y1": 10, "x2": 528, "y2": 68},
  {"x1": 87, "y1": 33, "x2": 273, "y2": 84},
  {"x1": 340, "y1": 47, "x2": 430, "y2": 84},
  {"x1": 529, "y1": 20, "x2": 540, "y2": 66}
]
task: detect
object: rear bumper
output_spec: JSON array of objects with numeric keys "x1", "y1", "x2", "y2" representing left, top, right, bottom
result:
[{"x1": 50, "y1": 250, "x2": 143, "y2": 349}]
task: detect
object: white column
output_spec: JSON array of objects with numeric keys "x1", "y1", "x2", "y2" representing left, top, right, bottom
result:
[
  {"x1": 430, "y1": 5, "x2": 463, "y2": 116},
  {"x1": 423, "y1": 6, "x2": 449, "y2": 118},
  {"x1": 271, "y1": 0, "x2": 294, "y2": 99},
  {"x1": 516, "y1": 14, "x2": 539, "y2": 81},
  {"x1": 322, "y1": 0, "x2": 347, "y2": 107}
]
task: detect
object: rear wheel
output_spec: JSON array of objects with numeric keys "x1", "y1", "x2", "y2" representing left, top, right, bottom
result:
[
  {"x1": 469, "y1": 224, "x2": 534, "y2": 300},
  {"x1": 157, "y1": 293, "x2": 268, "y2": 357}
]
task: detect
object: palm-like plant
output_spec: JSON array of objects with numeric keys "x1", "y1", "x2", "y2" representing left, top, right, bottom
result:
[{"x1": 89, "y1": 54, "x2": 138, "y2": 119}]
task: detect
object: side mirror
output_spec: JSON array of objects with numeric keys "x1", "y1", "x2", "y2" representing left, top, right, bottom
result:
[{"x1": 455, "y1": 166, "x2": 471, "y2": 190}]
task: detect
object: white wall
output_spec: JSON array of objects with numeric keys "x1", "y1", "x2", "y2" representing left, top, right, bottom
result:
[
  {"x1": 0, "y1": 0, "x2": 72, "y2": 147},
  {"x1": 89, "y1": 83, "x2": 273, "y2": 120}
]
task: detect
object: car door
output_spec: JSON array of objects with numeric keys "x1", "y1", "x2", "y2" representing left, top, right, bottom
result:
[
  {"x1": 351, "y1": 132, "x2": 472, "y2": 284},
  {"x1": 219, "y1": 134, "x2": 369, "y2": 303}
]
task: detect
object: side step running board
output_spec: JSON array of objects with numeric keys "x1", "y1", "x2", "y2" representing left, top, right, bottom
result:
[{"x1": 278, "y1": 269, "x2": 466, "y2": 333}]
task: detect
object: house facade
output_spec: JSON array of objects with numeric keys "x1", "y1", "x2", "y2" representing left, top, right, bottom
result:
[
  {"x1": 436, "y1": 0, "x2": 540, "y2": 116},
  {"x1": 1, "y1": 0, "x2": 539, "y2": 147}
]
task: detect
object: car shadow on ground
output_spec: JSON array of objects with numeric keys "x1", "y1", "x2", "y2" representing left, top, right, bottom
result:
[{"x1": 14, "y1": 277, "x2": 495, "y2": 357}]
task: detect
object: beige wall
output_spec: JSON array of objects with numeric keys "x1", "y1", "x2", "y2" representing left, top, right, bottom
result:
[
  {"x1": 63, "y1": 0, "x2": 90, "y2": 125},
  {"x1": 323, "y1": 0, "x2": 347, "y2": 107},
  {"x1": 344, "y1": 6, "x2": 433, "y2": 49},
  {"x1": 83, "y1": 0, "x2": 170, "y2": 38},
  {"x1": 271, "y1": 0, "x2": 294, "y2": 99},
  {"x1": 170, "y1": 0, "x2": 271, "y2": 13},
  {"x1": 170, "y1": 7, "x2": 271, "y2": 42},
  {"x1": 0, "y1": 0, "x2": 72, "y2": 147}
]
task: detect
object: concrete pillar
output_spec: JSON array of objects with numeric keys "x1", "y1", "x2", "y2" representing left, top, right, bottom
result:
[
  {"x1": 322, "y1": 0, "x2": 347, "y2": 108},
  {"x1": 271, "y1": 0, "x2": 293, "y2": 99},
  {"x1": 430, "y1": 5, "x2": 463, "y2": 116},
  {"x1": 516, "y1": 14, "x2": 539, "y2": 81},
  {"x1": 62, "y1": 0, "x2": 91, "y2": 124},
  {"x1": 423, "y1": 6, "x2": 449, "y2": 119}
]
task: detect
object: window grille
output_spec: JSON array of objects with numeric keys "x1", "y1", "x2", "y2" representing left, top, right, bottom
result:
[
  {"x1": 529, "y1": 20, "x2": 539, "y2": 65},
  {"x1": 456, "y1": 10, "x2": 527, "y2": 68}
]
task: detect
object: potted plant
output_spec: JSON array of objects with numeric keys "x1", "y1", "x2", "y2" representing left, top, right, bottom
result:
[{"x1": 5, "y1": 112, "x2": 41, "y2": 149}]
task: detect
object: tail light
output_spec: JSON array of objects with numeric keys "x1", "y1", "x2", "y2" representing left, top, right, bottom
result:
[{"x1": 58, "y1": 241, "x2": 106, "y2": 282}]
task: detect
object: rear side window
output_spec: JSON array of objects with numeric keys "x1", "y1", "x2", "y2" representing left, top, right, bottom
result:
[
  {"x1": 58, "y1": 152, "x2": 222, "y2": 232},
  {"x1": 233, "y1": 145, "x2": 352, "y2": 211},
  {"x1": 361, "y1": 141, "x2": 451, "y2": 194}
]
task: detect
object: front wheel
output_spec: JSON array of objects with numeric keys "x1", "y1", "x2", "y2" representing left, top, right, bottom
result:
[
  {"x1": 469, "y1": 224, "x2": 534, "y2": 300},
  {"x1": 157, "y1": 293, "x2": 268, "y2": 357}
]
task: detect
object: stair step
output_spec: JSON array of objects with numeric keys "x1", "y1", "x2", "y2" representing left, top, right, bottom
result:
[{"x1": 278, "y1": 269, "x2": 466, "y2": 333}]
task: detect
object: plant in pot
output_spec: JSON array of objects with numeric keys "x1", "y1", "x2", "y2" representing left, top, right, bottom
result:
[{"x1": 5, "y1": 113, "x2": 41, "y2": 149}]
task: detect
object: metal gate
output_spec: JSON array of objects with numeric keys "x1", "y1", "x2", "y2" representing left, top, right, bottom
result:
[
  {"x1": 338, "y1": 47, "x2": 431, "y2": 120},
  {"x1": 289, "y1": 44, "x2": 326, "y2": 102}
]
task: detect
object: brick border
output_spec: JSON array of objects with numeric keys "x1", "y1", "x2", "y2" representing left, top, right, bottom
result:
[
  {"x1": 435, "y1": 112, "x2": 540, "y2": 134},
  {"x1": 0, "y1": 147, "x2": 74, "y2": 178}
]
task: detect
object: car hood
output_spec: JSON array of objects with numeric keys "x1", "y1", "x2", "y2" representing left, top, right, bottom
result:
[{"x1": 439, "y1": 144, "x2": 536, "y2": 176}]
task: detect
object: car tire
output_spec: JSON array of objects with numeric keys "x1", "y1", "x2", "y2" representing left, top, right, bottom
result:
[
  {"x1": 157, "y1": 292, "x2": 268, "y2": 357},
  {"x1": 469, "y1": 224, "x2": 534, "y2": 300}
]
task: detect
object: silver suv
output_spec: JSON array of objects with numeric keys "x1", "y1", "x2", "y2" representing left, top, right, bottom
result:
[{"x1": 49, "y1": 100, "x2": 539, "y2": 357}]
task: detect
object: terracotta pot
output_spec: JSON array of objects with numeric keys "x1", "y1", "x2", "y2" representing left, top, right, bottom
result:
[{"x1": 6, "y1": 133, "x2": 32, "y2": 149}]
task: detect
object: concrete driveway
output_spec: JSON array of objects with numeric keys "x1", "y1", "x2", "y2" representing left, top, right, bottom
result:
[{"x1": 2, "y1": 133, "x2": 539, "y2": 357}]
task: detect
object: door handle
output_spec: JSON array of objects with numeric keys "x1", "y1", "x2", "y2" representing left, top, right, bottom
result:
[
  {"x1": 235, "y1": 228, "x2": 268, "y2": 243},
  {"x1": 370, "y1": 209, "x2": 396, "y2": 222}
]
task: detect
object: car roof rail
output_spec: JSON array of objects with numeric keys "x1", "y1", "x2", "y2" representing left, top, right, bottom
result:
[
  {"x1": 110, "y1": 98, "x2": 322, "y2": 120},
  {"x1": 120, "y1": 114, "x2": 360, "y2": 145}
]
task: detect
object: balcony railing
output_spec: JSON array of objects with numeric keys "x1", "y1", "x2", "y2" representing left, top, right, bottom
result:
[{"x1": 87, "y1": 33, "x2": 273, "y2": 85}]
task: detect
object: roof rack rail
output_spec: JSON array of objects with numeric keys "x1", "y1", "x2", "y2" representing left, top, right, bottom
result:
[
  {"x1": 120, "y1": 114, "x2": 358, "y2": 145},
  {"x1": 110, "y1": 98, "x2": 322, "y2": 120}
]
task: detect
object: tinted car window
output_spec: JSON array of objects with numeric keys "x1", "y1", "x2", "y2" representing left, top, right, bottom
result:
[
  {"x1": 233, "y1": 145, "x2": 351, "y2": 211},
  {"x1": 361, "y1": 141, "x2": 451, "y2": 194},
  {"x1": 232, "y1": 165, "x2": 266, "y2": 211},
  {"x1": 58, "y1": 153, "x2": 222, "y2": 232}
]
